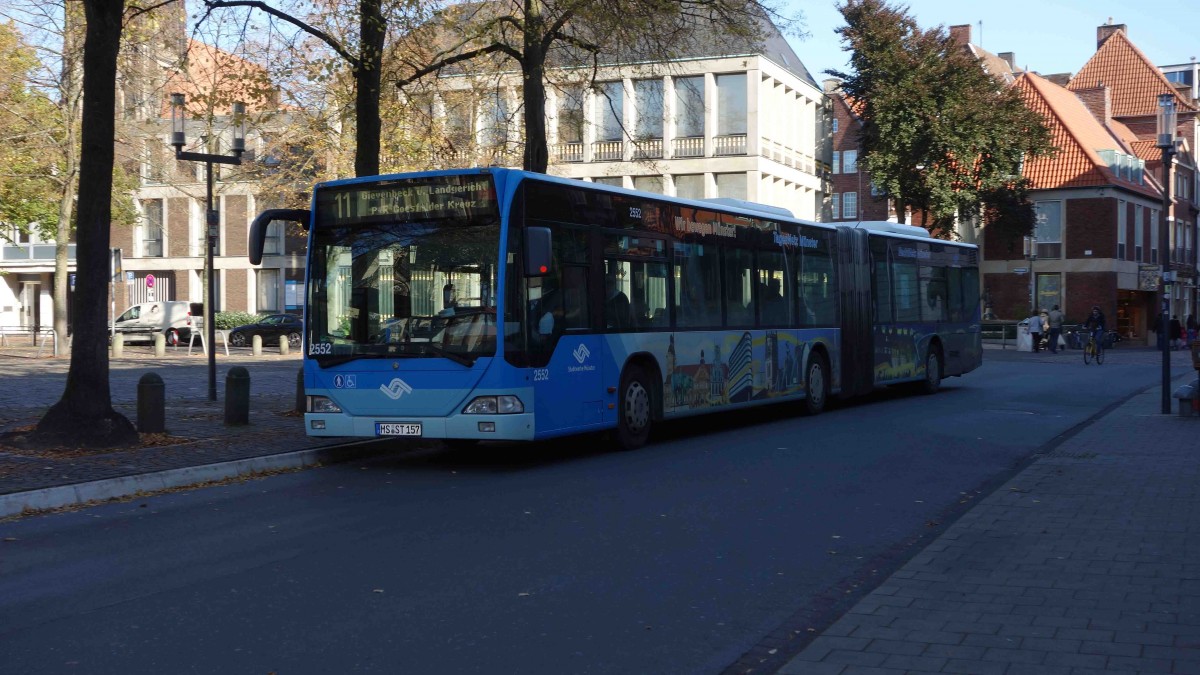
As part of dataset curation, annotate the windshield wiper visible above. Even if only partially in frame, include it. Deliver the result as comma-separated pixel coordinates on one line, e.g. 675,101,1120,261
420,342,475,368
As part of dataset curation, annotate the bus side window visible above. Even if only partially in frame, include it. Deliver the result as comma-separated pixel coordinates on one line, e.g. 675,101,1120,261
674,242,721,328
920,264,949,322
724,247,754,328
757,249,790,327
801,234,837,325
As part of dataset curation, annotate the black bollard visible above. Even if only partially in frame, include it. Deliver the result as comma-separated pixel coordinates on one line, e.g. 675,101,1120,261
137,372,166,433
224,366,251,426
296,366,305,414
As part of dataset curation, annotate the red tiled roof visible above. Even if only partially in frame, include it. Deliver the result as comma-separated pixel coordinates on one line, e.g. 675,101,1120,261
1129,139,1160,163
1016,72,1160,199
1068,29,1197,118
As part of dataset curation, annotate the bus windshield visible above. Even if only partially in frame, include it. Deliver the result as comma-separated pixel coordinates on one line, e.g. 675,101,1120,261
307,175,501,364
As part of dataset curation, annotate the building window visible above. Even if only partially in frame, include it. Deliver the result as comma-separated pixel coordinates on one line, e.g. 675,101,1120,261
832,117,839,134
258,268,280,313
842,192,858,219
443,91,473,151
715,173,746,201
832,151,841,175
633,79,664,140
480,89,509,147
1134,206,1144,262
1117,200,1127,260
842,150,858,174
674,76,704,138
141,199,163,257
1033,201,1062,259
831,192,840,220
1118,209,1127,259
557,85,585,144
633,176,663,194
715,73,747,136
1151,210,1159,263
263,220,283,256
595,81,624,142
675,174,704,200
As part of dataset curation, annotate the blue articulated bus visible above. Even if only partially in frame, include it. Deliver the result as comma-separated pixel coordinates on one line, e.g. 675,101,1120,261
249,168,981,450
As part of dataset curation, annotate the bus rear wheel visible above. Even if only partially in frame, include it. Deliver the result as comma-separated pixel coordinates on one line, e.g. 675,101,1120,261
802,355,827,416
616,365,652,450
920,346,942,394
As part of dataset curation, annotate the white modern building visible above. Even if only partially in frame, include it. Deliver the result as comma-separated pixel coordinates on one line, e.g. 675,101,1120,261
425,23,829,219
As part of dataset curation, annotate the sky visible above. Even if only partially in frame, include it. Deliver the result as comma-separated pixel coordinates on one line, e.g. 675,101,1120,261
783,0,1200,82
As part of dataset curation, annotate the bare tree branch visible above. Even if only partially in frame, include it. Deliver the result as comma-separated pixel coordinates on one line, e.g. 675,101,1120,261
396,42,523,89
203,0,359,65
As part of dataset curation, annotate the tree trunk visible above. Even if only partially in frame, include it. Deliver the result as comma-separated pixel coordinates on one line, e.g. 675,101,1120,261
522,0,548,173
54,2,84,357
354,0,383,177
35,0,137,448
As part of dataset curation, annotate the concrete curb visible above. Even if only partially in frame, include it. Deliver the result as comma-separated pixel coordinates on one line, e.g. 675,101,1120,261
0,438,388,519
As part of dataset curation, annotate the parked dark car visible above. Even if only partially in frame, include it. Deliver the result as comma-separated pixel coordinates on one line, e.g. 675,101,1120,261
228,314,303,348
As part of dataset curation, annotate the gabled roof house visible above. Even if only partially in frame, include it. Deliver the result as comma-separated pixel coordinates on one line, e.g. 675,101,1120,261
982,22,1199,342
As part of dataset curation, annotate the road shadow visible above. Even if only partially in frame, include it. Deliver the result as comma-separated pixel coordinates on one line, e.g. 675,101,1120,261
357,382,968,473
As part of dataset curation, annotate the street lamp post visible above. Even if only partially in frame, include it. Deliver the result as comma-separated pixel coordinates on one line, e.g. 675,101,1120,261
170,93,245,402
1156,93,1177,415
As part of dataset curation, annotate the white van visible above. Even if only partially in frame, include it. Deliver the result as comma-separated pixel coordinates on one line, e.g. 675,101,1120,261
111,301,197,346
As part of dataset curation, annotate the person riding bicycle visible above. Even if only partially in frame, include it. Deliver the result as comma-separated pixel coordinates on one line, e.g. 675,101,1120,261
1082,306,1106,346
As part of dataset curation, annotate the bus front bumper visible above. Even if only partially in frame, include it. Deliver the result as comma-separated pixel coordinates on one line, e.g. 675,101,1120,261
304,412,535,441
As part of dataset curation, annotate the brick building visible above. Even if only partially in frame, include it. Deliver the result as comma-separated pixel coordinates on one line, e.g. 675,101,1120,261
982,23,1199,342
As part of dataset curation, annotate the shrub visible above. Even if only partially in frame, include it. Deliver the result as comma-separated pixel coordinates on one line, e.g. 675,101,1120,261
215,311,262,330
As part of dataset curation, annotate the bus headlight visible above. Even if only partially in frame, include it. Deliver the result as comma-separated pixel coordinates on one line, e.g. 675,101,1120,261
308,396,342,413
463,395,524,414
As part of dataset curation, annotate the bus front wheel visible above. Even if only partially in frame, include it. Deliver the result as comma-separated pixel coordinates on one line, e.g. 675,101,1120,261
802,356,828,416
616,365,652,450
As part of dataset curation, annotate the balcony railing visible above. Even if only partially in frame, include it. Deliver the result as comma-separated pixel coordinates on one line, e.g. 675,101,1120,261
673,136,704,158
713,134,747,156
553,142,584,163
592,140,624,161
632,138,664,159
2,244,77,261
759,138,817,175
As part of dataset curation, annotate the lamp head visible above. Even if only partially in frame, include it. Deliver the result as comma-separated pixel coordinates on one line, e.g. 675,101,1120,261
170,93,186,149
231,102,246,156
1157,93,1177,150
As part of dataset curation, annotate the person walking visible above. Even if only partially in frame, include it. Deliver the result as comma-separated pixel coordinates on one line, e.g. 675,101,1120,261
1047,304,1064,353
1170,315,1183,350
1027,310,1044,353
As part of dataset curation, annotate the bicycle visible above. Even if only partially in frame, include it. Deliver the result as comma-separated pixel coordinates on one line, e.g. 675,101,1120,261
1083,331,1105,365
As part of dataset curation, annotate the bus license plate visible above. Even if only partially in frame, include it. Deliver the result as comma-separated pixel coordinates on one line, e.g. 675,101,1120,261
376,422,422,437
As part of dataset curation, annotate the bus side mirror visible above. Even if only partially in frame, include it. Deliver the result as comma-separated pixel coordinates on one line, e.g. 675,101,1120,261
524,226,552,277
249,209,310,265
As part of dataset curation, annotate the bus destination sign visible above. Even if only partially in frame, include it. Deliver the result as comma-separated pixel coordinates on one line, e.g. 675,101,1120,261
318,176,496,225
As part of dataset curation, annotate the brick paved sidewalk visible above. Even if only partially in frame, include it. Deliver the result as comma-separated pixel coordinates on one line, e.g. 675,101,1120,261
778,386,1200,675
0,347,350,498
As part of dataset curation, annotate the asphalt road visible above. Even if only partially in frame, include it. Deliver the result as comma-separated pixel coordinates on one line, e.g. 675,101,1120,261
0,348,1170,674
